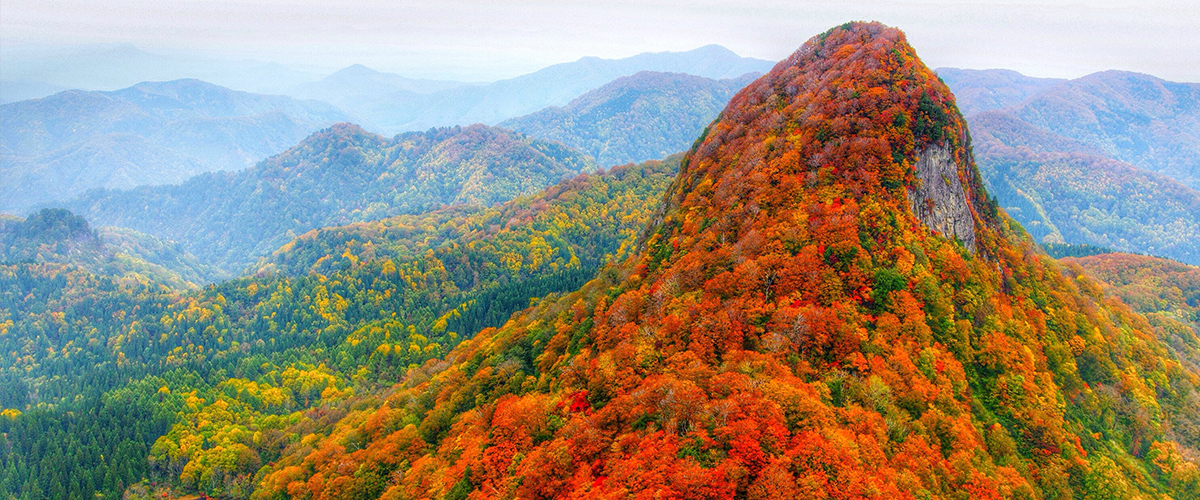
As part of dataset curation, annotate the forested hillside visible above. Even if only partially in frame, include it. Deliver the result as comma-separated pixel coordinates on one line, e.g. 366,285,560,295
971,110,1200,265
940,71,1200,265
1,208,218,288
501,71,756,166
1010,71,1200,191
62,123,596,275
1062,253,1200,368
256,156,679,278
0,79,350,213
0,158,674,499
239,22,1200,499
5,19,1200,500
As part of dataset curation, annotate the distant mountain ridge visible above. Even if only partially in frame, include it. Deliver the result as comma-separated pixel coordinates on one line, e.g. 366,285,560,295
1,208,218,288
0,80,68,105
973,117,1200,265
1012,70,1200,190
61,123,596,275
288,64,470,99
501,71,758,166
940,68,1200,265
1,79,352,214
302,44,774,134
0,43,321,97
935,68,1065,115
945,68,1200,190
284,65,469,130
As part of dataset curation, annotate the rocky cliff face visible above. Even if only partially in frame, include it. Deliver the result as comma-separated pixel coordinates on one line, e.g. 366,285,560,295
908,143,977,250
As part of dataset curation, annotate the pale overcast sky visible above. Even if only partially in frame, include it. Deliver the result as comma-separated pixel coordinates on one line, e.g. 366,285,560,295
2,0,1197,82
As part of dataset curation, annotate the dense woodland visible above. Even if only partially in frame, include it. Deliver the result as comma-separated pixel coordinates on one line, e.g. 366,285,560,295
2,21,1200,500
970,111,1200,266
231,23,1200,499
1062,253,1200,370
1,208,213,289
0,158,675,499
62,124,596,275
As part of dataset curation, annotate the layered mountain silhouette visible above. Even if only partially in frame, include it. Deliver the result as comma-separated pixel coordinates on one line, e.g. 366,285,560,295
936,68,1065,116
1,79,351,213
1012,71,1200,190
61,124,596,274
304,45,773,134
971,110,1200,265
242,22,1200,499
284,64,469,130
501,71,758,166
941,69,1200,264
0,43,319,97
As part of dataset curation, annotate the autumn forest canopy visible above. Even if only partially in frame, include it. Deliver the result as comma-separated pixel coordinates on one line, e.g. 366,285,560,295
3,21,1200,500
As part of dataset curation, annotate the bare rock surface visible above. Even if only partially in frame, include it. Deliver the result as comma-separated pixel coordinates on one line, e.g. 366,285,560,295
908,143,977,250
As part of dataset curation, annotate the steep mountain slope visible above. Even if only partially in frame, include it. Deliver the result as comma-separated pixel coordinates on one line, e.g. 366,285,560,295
0,159,675,500
1,79,352,213
1062,253,1200,368
248,22,1200,499
971,110,1200,265
1065,254,1200,316
1,208,218,288
332,45,774,134
500,71,757,166
62,124,596,275
1007,71,1200,190
935,68,1065,116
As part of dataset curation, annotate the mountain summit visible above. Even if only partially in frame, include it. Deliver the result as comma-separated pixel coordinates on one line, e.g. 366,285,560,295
645,22,994,259
254,22,1200,499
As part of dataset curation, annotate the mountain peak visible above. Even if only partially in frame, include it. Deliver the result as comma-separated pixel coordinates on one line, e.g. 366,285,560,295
686,43,741,57
331,63,383,77
247,22,1200,500
649,21,994,264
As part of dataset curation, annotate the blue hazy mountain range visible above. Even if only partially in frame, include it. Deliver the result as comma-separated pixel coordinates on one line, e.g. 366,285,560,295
500,71,759,166
286,44,774,134
6,45,1198,268
2,44,773,215
0,43,322,99
57,123,596,274
1,79,353,213
941,68,1200,265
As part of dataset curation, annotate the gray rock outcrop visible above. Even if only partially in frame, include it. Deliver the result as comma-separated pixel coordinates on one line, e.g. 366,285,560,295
908,144,977,251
